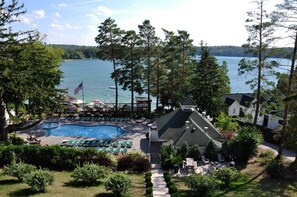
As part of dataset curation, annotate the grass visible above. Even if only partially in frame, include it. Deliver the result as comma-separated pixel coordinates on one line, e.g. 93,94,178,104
172,155,297,197
0,170,145,197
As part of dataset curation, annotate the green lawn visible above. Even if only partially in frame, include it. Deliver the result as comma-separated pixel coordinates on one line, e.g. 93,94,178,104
0,170,145,197
173,161,297,197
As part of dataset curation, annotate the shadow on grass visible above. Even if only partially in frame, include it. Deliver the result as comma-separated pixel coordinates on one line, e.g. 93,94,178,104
8,188,40,197
214,169,266,197
0,179,20,185
94,193,114,197
63,180,103,188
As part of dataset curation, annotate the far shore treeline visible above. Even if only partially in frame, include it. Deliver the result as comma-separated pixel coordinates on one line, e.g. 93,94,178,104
53,44,293,60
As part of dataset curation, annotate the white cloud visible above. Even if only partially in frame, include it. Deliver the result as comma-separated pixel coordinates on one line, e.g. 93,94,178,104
86,13,99,22
52,12,61,18
33,9,45,19
65,24,83,29
19,15,31,25
50,23,64,29
96,6,112,16
58,3,67,8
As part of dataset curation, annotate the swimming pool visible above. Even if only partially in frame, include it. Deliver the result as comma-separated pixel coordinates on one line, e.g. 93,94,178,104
41,123,127,138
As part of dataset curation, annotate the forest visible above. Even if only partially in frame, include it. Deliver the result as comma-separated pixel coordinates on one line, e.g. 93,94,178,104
55,44,292,59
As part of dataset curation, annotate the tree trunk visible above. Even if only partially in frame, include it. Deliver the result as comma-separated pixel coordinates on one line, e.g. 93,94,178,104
278,31,297,157
147,42,151,114
0,100,8,141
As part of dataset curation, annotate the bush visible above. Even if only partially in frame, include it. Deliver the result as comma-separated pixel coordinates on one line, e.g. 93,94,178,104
213,167,240,187
2,160,37,182
105,173,132,197
164,173,171,182
289,160,297,171
24,169,54,192
145,176,151,183
117,151,150,172
171,193,180,197
9,132,25,145
166,180,174,187
0,145,116,171
146,186,153,194
145,194,153,197
168,184,178,194
256,150,275,166
185,174,216,197
178,142,189,159
146,181,153,187
188,144,201,161
229,126,263,163
266,158,286,178
71,163,109,185
204,140,218,161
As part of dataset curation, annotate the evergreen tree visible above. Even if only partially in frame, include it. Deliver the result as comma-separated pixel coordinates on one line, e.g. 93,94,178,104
95,17,123,112
273,0,297,158
190,42,230,117
117,30,143,113
0,0,33,140
138,20,157,113
238,0,278,125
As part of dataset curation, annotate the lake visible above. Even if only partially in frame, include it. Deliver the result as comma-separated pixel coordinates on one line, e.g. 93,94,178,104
59,57,291,103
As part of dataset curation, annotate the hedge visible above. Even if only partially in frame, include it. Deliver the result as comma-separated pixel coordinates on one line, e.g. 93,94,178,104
0,145,116,171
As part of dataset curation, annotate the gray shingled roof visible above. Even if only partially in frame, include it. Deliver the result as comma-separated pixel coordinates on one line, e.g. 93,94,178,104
222,93,255,108
179,96,197,106
156,108,224,149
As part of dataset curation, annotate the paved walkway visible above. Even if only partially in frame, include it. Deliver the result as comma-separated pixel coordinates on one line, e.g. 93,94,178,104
151,164,170,197
259,141,295,162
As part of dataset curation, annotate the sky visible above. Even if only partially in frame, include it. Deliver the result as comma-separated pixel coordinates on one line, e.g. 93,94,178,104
12,0,283,46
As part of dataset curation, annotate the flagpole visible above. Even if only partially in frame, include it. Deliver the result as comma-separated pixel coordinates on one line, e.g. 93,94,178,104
81,81,85,117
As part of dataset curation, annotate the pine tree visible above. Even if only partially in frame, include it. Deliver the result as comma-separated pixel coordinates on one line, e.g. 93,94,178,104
95,17,122,112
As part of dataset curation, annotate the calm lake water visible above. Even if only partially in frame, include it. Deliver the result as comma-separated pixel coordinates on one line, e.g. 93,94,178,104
59,57,291,103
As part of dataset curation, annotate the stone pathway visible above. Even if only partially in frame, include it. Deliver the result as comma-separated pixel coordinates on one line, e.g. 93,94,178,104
151,164,170,197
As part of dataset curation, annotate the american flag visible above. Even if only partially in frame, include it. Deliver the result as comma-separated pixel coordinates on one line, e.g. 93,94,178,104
74,82,83,95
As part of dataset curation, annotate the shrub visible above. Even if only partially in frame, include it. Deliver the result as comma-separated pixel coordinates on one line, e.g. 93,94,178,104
256,150,275,166
2,160,37,182
105,173,132,197
164,173,171,182
168,184,178,194
289,160,297,171
166,180,174,187
146,181,153,187
0,145,116,170
145,176,152,183
9,132,25,145
178,142,189,159
71,163,109,185
146,186,153,194
204,140,218,161
229,126,263,163
266,158,286,178
24,169,54,192
145,172,152,177
188,144,201,161
171,193,181,197
185,174,216,197
117,151,150,172
145,194,153,197
213,167,240,187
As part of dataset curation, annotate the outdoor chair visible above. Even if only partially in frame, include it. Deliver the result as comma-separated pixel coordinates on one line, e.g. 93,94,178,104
201,155,210,164
114,147,121,155
127,141,133,148
121,141,127,148
217,153,225,163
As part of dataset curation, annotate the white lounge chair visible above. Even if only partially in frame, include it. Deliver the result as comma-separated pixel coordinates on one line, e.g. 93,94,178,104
136,117,146,123
217,153,225,163
201,155,209,164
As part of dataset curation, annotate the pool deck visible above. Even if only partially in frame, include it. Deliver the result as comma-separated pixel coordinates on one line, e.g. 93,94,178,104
17,118,150,153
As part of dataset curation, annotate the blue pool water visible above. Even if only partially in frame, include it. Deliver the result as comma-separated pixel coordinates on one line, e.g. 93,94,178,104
42,123,127,138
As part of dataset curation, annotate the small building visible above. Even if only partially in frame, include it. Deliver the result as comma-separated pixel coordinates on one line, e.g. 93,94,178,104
152,97,224,153
222,93,283,130
135,96,151,112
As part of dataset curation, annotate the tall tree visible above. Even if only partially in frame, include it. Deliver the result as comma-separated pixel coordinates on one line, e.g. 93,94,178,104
190,42,230,117
160,29,183,109
176,30,195,94
238,0,278,125
117,30,143,113
273,0,297,157
95,18,122,112
0,0,31,140
138,20,156,113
